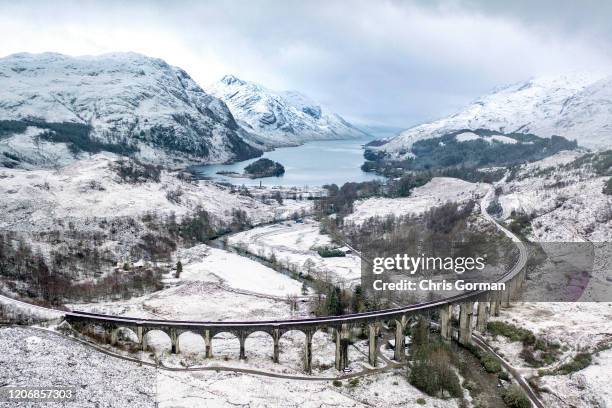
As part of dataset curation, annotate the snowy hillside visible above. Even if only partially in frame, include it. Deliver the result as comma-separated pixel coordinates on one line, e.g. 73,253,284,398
0,52,261,166
207,75,367,147
375,72,612,159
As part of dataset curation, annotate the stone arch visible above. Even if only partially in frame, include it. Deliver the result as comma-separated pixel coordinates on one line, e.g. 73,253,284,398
142,329,172,354
244,330,274,361
310,328,334,370
277,329,307,367
211,331,241,360
84,323,109,343
176,330,206,355
110,326,139,349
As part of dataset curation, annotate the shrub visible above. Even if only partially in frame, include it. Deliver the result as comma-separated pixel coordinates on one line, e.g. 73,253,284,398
113,158,161,183
348,378,359,387
487,199,503,216
165,188,183,204
332,380,342,387
410,359,462,398
175,260,183,278
426,201,475,234
507,213,532,236
409,341,462,398
501,385,532,408
556,353,592,374
37,121,136,155
390,172,432,197
416,398,426,405
487,322,536,345
316,246,346,258
603,178,612,195
481,353,502,373
498,371,510,381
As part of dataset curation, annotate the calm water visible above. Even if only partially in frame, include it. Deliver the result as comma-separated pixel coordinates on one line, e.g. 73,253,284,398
191,138,383,187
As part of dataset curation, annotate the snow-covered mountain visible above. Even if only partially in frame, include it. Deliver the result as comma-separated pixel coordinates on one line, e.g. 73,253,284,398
375,72,612,159
206,75,367,147
0,52,261,166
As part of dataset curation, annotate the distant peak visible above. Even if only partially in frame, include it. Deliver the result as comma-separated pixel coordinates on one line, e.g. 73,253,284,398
220,74,246,86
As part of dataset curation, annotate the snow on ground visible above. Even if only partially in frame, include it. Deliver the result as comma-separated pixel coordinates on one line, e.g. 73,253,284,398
519,150,582,172
228,219,362,284
495,151,611,242
0,326,155,407
539,348,612,408
0,326,456,407
491,302,612,356
67,278,319,376
206,74,366,148
376,72,612,157
157,368,458,408
0,126,78,169
0,294,64,322
489,135,518,144
486,302,612,407
177,244,304,297
68,280,308,323
0,153,311,232
455,131,482,142
454,132,518,144
65,242,323,377
346,177,488,225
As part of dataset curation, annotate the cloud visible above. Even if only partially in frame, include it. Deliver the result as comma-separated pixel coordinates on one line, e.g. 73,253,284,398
0,0,610,129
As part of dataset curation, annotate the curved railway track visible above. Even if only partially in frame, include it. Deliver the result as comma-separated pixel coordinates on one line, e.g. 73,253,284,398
65,191,527,328
0,188,542,406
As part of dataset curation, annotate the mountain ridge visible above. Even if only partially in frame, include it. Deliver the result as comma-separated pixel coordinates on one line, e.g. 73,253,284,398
373,72,612,159
206,74,368,147
0,52,262,167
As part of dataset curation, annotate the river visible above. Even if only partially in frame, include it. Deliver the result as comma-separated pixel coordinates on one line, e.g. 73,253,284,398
190,137,383,187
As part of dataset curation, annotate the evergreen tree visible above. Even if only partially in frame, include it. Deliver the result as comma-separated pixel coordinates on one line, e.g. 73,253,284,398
351,285,365,313
326,286,345,316
175,260,183,278
301,281,308,296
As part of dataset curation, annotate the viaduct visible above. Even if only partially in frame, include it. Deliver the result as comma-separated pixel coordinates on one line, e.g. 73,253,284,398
64,239,527,373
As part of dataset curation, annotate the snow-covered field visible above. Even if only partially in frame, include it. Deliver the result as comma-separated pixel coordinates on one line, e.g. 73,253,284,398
0,326,456,408
0,153,312,284
177,244,305,297
67,244,309,323
62,239,335,376
228,219,362,284
0,153,310,232
478,151,612,406
346,177,488,225
487,302,612,408
538,348,612,408
495,151,611,242
1,141,609,407
455,131,518,144
490,303,612,360
0,326,155,407
158,369,458,408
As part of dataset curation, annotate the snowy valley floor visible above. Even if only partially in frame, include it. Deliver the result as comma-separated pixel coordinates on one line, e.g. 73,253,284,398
1,151,611,407
0,326,459,408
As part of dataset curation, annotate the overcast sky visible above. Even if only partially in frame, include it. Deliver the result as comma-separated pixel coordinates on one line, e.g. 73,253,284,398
1,0,611,129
